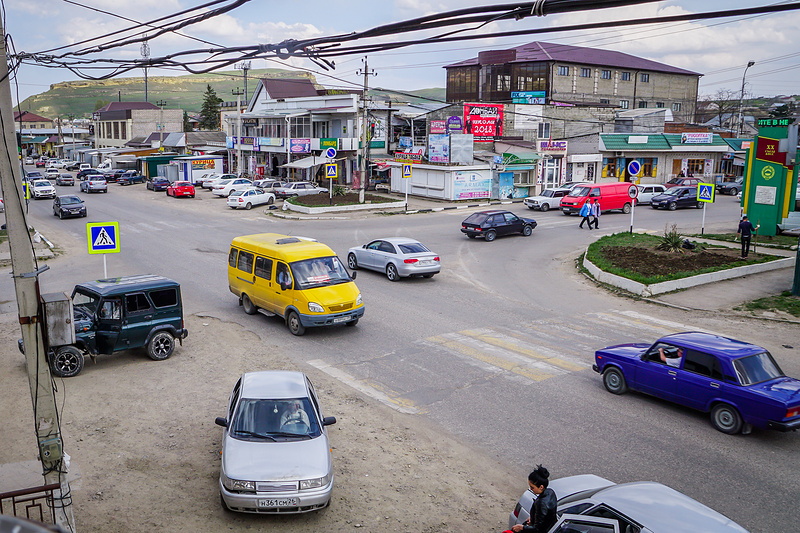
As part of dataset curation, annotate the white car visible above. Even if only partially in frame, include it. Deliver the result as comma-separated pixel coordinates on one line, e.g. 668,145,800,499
45,168,60,179
203,173,237,190
213,178,253,197
524,188,570,212
275,181,329,199
227,187,276,209
24,157,34,165
31,179,57,199
635,184,667,205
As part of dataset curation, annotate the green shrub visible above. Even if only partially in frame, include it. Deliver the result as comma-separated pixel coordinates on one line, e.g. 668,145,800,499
332,185,347,197
656,224,685,253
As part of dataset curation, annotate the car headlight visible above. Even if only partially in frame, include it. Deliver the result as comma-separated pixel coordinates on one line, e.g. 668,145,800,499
299,473,331,490
308,302,324,313
356,294,362,306
221,473,255,492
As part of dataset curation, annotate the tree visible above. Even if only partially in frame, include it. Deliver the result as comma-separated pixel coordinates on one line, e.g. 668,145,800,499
769,102,797,119
94,99,111,111
199,85,223,130
183,110,192,132
696,89,739,129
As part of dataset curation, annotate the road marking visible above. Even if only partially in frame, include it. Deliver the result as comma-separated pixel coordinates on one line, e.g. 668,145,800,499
154,220,179,228
464,329,588,371
135,222,162,231
609,310,716,335
307,359,419,414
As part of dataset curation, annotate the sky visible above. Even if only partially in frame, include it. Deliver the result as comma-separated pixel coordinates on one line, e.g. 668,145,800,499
6,0,800,108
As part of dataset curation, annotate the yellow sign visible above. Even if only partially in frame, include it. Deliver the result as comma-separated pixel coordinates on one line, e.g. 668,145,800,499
22,182,30,200
402,163,412,179
697,183,715,203
87,222,120,255
761,166,775,180
325,163,337,179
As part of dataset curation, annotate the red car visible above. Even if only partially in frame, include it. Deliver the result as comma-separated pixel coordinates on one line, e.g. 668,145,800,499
166,181,195,198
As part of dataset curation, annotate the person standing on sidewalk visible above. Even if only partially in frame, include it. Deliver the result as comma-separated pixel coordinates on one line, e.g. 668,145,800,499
590,198,601,229
736,215,760,259
579,201,593,229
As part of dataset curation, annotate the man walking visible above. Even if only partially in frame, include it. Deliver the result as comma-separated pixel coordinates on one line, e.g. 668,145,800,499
590,198,601,229
736,215,760,259
579,201,592,229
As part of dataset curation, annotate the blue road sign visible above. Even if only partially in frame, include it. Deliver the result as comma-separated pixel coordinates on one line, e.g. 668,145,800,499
627,160,641,176
402,163,412,178
326,163,337,178
697,183,715,203
87,222,120,254
324,147,337,159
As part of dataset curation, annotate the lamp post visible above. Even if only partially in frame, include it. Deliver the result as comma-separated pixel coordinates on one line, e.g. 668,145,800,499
737,60,755,137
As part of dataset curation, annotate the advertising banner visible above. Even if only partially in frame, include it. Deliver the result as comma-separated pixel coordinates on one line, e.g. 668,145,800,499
428,134,450,163
320,138,338,148
191,159,217,170
450,134,474,164
453,170,491,200
514,104,543,130
446,116,463,132
680,132,713,144
398,136,413,149
511,91,546,104
538,140,567,153
257,137,284,147
430,120,446,134
290,138,311,153
463,103,504,142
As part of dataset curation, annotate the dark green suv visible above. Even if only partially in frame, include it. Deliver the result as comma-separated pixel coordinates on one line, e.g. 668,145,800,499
45,275,188,377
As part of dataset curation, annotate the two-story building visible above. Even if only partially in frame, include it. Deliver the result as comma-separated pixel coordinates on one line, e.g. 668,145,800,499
94,102,184,149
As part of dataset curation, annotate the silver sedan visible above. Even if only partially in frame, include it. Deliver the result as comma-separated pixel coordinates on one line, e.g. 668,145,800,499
347,237,440,281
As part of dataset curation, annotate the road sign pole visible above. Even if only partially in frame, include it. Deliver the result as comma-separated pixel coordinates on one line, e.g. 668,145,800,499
701,203,706,235
405,176,409,212
630,199,635,234
103,254,108,279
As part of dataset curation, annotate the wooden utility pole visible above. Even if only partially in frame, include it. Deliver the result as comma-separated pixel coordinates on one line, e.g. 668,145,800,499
0,18,76,532
356,58,376,203
232,88,244,175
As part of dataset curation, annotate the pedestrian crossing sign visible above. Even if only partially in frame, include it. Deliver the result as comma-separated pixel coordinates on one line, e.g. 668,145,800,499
87,222,120,254
697,183,715,203
402,163,412,178
325,163,337,179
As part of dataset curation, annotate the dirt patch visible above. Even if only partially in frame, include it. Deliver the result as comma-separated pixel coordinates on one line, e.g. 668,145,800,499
292,192,396,207
599,245,757,278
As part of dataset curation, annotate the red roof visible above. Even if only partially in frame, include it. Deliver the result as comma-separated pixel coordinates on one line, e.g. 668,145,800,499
96,102,159,112
14,110,51,122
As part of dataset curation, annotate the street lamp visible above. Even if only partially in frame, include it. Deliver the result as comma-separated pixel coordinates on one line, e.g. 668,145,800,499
737,60,755,137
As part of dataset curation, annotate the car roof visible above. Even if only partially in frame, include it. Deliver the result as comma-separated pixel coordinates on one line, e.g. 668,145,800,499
231,233,336,262
372,237,422,245
657,332,764,359
592,482,747,533
473,210,508,215
240,371,309,399
75,275,180,297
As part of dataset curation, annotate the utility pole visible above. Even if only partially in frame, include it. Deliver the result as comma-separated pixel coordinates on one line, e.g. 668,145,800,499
141,37,150,103
156,99,166,151
0,17,76,532
356,57,376,203
232,88,244,175
237,61,251,104
68,114,76,161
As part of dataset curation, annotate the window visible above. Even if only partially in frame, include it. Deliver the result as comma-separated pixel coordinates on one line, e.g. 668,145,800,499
149,288,177,308
121,121,127,139
586,505,641,533
228,248,238,267
537,122,551,139
621,72,631,81
640,73,650,82
125,293,152,314
255,256,273,280
99,299,121,320
237,250,254,274
558,66,569,76
289,116,311,138
446,66,479,102
733,352,785,385
638,101,648,109
672,102,682,112
512,63,548,92
683,350,723,379
378,241,396,254
619,100,629,109
503,213,520,223
580,68,591,78
601,70,611,80
656,102,664,108
113,122,119,139
599,99,610,104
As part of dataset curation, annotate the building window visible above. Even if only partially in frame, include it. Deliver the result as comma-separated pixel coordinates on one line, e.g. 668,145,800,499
638,101,648,109
513,62,548,92
621,72,631,81
599,99,610,104
480,64,512,102
640,73,650,83
113,122,119,139
558,66,569,76
289,116,311,138
656,102,664,108
121,121,127,139
580,68,591,78
601,70,611,80
537,122,551,139
619,100,629,109
672,102,682,112
446,66,479,102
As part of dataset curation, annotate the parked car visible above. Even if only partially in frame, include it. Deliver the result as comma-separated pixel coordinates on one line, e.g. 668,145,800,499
45,168,60,180
558,181,591,190
194,173,220,188
65,161,81,171
523,188,570,212
77,168,103,180
215,370,337,513
593,332,800,434
650,186,701,210
227,187,274,209
664,176,702,188
461,210,537,241
203,173,237,190
103,169,126,183
55,173,75,186
508,473,748,532
254,180,287,195
634,184,666,205
0,197,4,212
52,194,86,219
19,275,188,377
560,182,634,215
146,177,171,191
80,177,108,193
78,163,91,172
25,170,44,180
274,181,329,199
212,178,253,197
166,180,196,198
717,178,743,196
48,159,67,169
116,170,145,185
24,156,34,165
347,237,440,281
31,179,57,199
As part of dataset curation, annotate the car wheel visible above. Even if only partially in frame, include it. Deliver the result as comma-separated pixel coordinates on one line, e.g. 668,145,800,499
602,367,628,395
146,331,175,361
522,224,533,236
540,203,550,212
710,404,743,434
267,196,274,205
59,211,64,220
242,294,257,315
386,263,399,281
345,318,358,327
668,202,677,211
287,311,305,336
245,202,252,210
562,211,571,216
484,229,497,242
729,188,738,196
347,253,358,270
50,346,84,378
651,205,658,209
696,202,703,209
622,202,631,214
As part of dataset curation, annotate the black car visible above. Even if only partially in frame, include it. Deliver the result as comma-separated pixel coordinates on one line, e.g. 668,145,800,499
117,171,145,185
460,210,537,241
650,186,702,210
52,195,87,219
147,177,170,191
77,168,103,180
103,169,126,182
717,178,743,196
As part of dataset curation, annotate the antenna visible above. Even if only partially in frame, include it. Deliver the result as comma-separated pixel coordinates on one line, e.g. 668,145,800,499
140,36,150,102
236,61,252,104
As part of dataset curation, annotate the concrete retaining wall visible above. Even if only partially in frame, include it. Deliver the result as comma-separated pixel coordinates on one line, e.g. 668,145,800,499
285,199,406,214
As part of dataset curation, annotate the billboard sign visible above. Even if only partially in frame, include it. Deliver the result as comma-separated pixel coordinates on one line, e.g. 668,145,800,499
463,103,503,142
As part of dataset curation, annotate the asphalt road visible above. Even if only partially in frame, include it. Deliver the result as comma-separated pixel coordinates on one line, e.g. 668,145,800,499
4,178,797,532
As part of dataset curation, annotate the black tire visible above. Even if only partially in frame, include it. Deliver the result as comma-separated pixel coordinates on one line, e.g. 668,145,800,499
602,367,628,395
668,202,677,211
242,294,257,315
622,202,631,214
147,331,175,361
345,318,358,327
422,273,435,278
540,203,550,212
386,263,399,281
710,404,743,434
267,196,274,205
347,253,358,270
484,229,497,242
696,202,703,209
522,225,533,236
651,205,658,209
50,346,84,378
467,234,476,239
562,211,571,216
729,188,738,196
245,202,252,210
59,211,64,220
287,311,305,336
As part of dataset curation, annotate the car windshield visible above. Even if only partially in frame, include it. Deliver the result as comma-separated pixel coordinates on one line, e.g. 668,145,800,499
661,188,683,197
463,213,489,224
569,186,591,197
733,352,785,385
230,398,320,440
540,190,556,198
666,178,682,184
398,242,431,254
229,190,244,197
72,289,100,316
61,196,81,205
290,256,352,289
34,181,49,187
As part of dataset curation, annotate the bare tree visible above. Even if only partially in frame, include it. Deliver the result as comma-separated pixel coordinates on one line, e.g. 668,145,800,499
696,89,740,129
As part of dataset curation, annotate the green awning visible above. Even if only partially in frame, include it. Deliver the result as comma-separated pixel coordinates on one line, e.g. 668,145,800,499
31,136,49,144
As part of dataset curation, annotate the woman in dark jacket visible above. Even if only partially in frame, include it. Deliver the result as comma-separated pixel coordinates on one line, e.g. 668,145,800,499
511,465,557,533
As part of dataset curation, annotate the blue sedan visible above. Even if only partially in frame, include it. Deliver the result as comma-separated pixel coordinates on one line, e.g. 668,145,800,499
593,332,800,434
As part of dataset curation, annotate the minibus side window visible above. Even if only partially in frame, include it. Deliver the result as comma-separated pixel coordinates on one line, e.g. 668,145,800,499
237,251,254,274
228,248,238,267
255,256,273,280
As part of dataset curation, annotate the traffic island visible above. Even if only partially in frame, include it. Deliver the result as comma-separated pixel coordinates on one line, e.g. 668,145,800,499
282,192,406,215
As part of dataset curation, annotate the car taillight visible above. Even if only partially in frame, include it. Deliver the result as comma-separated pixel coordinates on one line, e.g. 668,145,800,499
788,407,800,419
433,257,439,262
404,258,418,264
513,503,521,518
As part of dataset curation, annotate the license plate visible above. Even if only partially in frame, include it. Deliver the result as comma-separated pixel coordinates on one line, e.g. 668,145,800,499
333,316,350,323
419,260,433,266
258,498,297,508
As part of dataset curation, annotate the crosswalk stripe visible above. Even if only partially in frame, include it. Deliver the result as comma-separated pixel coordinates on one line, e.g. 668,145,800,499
460,329,587,371
588,312,678,337
608,310,716,335
154,220,178,228
135,222,162,231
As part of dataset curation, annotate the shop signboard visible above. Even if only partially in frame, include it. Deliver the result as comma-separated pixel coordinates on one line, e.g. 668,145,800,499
430,120,446,134
290,138,311,153
463,103,503,142
453,170,491,200
446,116,463,132
680,132,713,144
511,91,546,104
538,140,567,153
394,152,423,163
320,138,338,149
226,136,235,149
240,137,256,147
191,159,217,170
257,137,284,148
428,134,450,163
398,136,413,149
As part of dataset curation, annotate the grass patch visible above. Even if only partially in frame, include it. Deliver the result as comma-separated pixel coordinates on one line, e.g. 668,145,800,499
287,192,398,207
735,291,800,318
694,232,799,248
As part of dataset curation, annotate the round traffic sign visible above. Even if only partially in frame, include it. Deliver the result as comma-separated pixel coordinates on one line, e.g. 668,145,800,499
324,147,337,159
628,185,638,199
627,160,641,176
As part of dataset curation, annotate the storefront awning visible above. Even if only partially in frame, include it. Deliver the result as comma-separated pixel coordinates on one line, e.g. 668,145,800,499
281,155,344,169
31,136,49,144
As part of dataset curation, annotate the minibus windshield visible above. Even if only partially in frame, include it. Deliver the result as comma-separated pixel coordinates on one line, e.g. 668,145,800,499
291,256,352,289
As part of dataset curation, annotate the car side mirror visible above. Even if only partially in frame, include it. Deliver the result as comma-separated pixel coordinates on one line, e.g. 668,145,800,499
350,271,357,280
215,417,228,428
322,416,337,426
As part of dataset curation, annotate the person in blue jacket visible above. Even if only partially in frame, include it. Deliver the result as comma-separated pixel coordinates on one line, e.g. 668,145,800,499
579,201,593,229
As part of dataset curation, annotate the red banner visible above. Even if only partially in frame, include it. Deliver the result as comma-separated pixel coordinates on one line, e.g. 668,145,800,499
755,136,785,165
463,103,503,143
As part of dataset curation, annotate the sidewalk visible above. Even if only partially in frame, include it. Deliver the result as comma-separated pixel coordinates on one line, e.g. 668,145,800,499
0,238,55,262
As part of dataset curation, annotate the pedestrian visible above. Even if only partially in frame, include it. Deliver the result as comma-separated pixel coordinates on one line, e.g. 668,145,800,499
736,215,760,259
578,201,592,229
509,465,557,533
590,198,601,229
